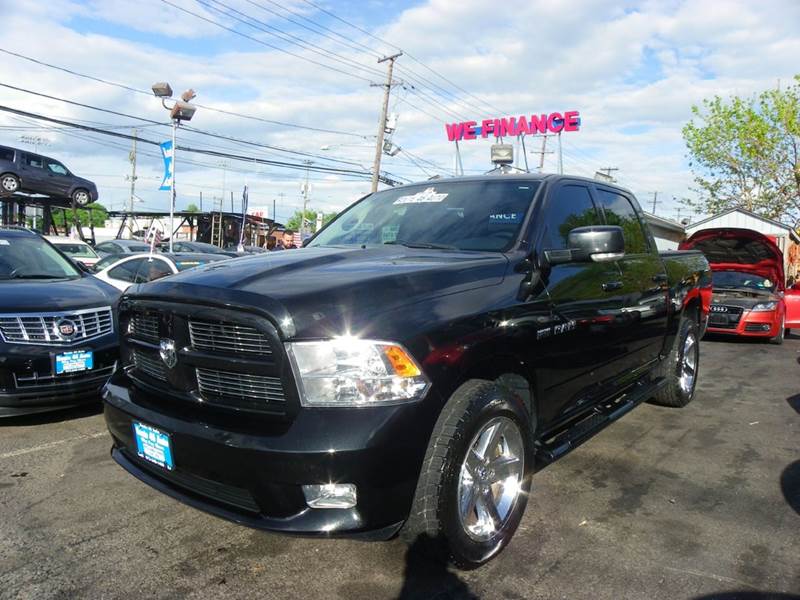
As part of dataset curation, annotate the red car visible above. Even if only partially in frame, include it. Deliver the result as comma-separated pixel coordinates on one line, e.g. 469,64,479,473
680,228,791,344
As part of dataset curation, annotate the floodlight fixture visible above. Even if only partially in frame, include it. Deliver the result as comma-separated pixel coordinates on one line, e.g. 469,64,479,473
180,88,197,102
151,82,173,98
170,101,197,122
491,144,514,165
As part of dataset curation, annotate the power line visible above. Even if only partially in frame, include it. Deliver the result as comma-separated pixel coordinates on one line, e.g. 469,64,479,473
159,0,376,83
297,0,506,115
0,82,373,169
0,47,371,138
0,104,405,184
197,0,388,80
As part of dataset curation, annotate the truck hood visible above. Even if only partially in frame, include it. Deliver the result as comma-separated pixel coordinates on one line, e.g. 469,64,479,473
679,228,785,291
132,246,509,338
0,275,120,313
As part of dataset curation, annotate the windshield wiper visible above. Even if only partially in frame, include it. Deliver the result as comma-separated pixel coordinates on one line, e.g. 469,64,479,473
384,239,457,250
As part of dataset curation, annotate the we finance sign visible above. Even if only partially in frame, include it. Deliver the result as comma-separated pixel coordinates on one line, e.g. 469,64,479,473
445,111,581,141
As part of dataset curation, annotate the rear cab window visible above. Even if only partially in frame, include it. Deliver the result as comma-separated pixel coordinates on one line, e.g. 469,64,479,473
0,148,14,162
595,188,650,254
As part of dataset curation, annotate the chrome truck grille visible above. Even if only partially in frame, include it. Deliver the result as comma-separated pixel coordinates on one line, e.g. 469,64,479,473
122,304,290,416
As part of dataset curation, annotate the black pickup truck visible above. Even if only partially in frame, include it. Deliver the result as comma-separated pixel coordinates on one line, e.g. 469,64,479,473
103,174,710,568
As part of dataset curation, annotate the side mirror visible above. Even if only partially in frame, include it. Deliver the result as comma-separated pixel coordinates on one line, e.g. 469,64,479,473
545,226,625,265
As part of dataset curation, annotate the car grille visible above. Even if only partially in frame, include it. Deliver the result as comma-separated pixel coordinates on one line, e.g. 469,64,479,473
132,349,168,382
130,313,160,343
122,303,290,416
196,368,285,411
189,319,272,356
0,307,114,345
3,363,116,400
708,305,743,329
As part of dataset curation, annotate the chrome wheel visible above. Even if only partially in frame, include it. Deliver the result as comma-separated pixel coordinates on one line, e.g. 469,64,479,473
1,175,19,192
73,190,90,205
679,331,697,394
457,416,525,542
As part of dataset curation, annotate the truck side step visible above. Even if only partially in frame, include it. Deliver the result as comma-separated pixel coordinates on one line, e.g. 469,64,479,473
535,377,666,466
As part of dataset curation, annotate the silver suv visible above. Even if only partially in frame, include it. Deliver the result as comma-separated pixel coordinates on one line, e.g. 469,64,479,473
0,145,98,206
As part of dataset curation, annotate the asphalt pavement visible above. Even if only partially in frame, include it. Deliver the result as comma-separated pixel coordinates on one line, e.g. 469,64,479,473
1,336,798,600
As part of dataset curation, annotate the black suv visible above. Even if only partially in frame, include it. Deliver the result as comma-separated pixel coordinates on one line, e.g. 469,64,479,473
0,145,98,206
0,228,120,416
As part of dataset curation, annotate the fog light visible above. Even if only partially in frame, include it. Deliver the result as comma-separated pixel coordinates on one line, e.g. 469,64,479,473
302,483,357,509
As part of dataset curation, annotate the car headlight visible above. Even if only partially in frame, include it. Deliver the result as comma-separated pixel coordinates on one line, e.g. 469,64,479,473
285,338,430,407
751,301,777,311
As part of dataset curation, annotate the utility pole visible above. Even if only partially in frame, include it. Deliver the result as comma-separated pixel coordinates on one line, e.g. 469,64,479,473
230,191,234,213
301,161,312,238
599,167,619,181
199,191,203,212
126,129,138,239
532,135,555,172
651,191,661,214
557,133,563,175
370,52,402,193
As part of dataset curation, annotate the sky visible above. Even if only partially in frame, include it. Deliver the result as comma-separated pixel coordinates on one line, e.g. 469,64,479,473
2,0,799,226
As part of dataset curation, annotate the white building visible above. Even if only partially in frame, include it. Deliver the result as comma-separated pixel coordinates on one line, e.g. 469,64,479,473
642,213,686,251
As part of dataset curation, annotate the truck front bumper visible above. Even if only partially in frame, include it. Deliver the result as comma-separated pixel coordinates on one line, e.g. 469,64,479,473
103,369,439,539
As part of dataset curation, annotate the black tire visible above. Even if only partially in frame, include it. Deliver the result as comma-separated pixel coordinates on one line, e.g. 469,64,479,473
400,380,533,569
72,188,91,206
650,315,699,408
769,316,785,345
1,173,20,194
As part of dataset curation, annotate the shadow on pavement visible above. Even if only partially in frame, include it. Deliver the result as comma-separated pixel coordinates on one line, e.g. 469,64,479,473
787,395,800,414
780,460,800,516
692,593,800,599
396,534,477,600
0,402,102,427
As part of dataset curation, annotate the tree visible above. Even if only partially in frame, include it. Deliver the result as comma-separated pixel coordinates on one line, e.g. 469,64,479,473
185,203,200,213
286,209,338,232
682,75,800,224
51,203,108,228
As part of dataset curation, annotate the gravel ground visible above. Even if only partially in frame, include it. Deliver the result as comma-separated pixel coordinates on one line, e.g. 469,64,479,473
1,336,798,600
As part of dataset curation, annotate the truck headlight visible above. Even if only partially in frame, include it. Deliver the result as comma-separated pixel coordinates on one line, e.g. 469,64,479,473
751,302,777,312
285,338,430,407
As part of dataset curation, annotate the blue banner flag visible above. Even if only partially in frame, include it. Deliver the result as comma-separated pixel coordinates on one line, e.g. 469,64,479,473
159,140,174,191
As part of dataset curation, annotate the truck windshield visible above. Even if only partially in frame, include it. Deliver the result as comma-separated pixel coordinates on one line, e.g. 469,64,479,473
0,236,81,280
308,180,540,252
712,270,775,291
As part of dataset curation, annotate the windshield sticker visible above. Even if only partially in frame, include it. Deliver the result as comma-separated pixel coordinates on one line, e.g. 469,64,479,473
489,212,523,225
346,222,374,243
381,225,400,243
393,187,448,205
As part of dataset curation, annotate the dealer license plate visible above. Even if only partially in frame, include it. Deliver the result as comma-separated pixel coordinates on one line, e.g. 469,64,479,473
133,422,174,471
55,350,93,375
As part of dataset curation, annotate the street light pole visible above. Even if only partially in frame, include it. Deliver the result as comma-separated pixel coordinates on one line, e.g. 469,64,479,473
170,119,177,253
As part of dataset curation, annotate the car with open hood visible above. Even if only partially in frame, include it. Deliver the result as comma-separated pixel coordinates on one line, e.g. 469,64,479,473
680,227,787,343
